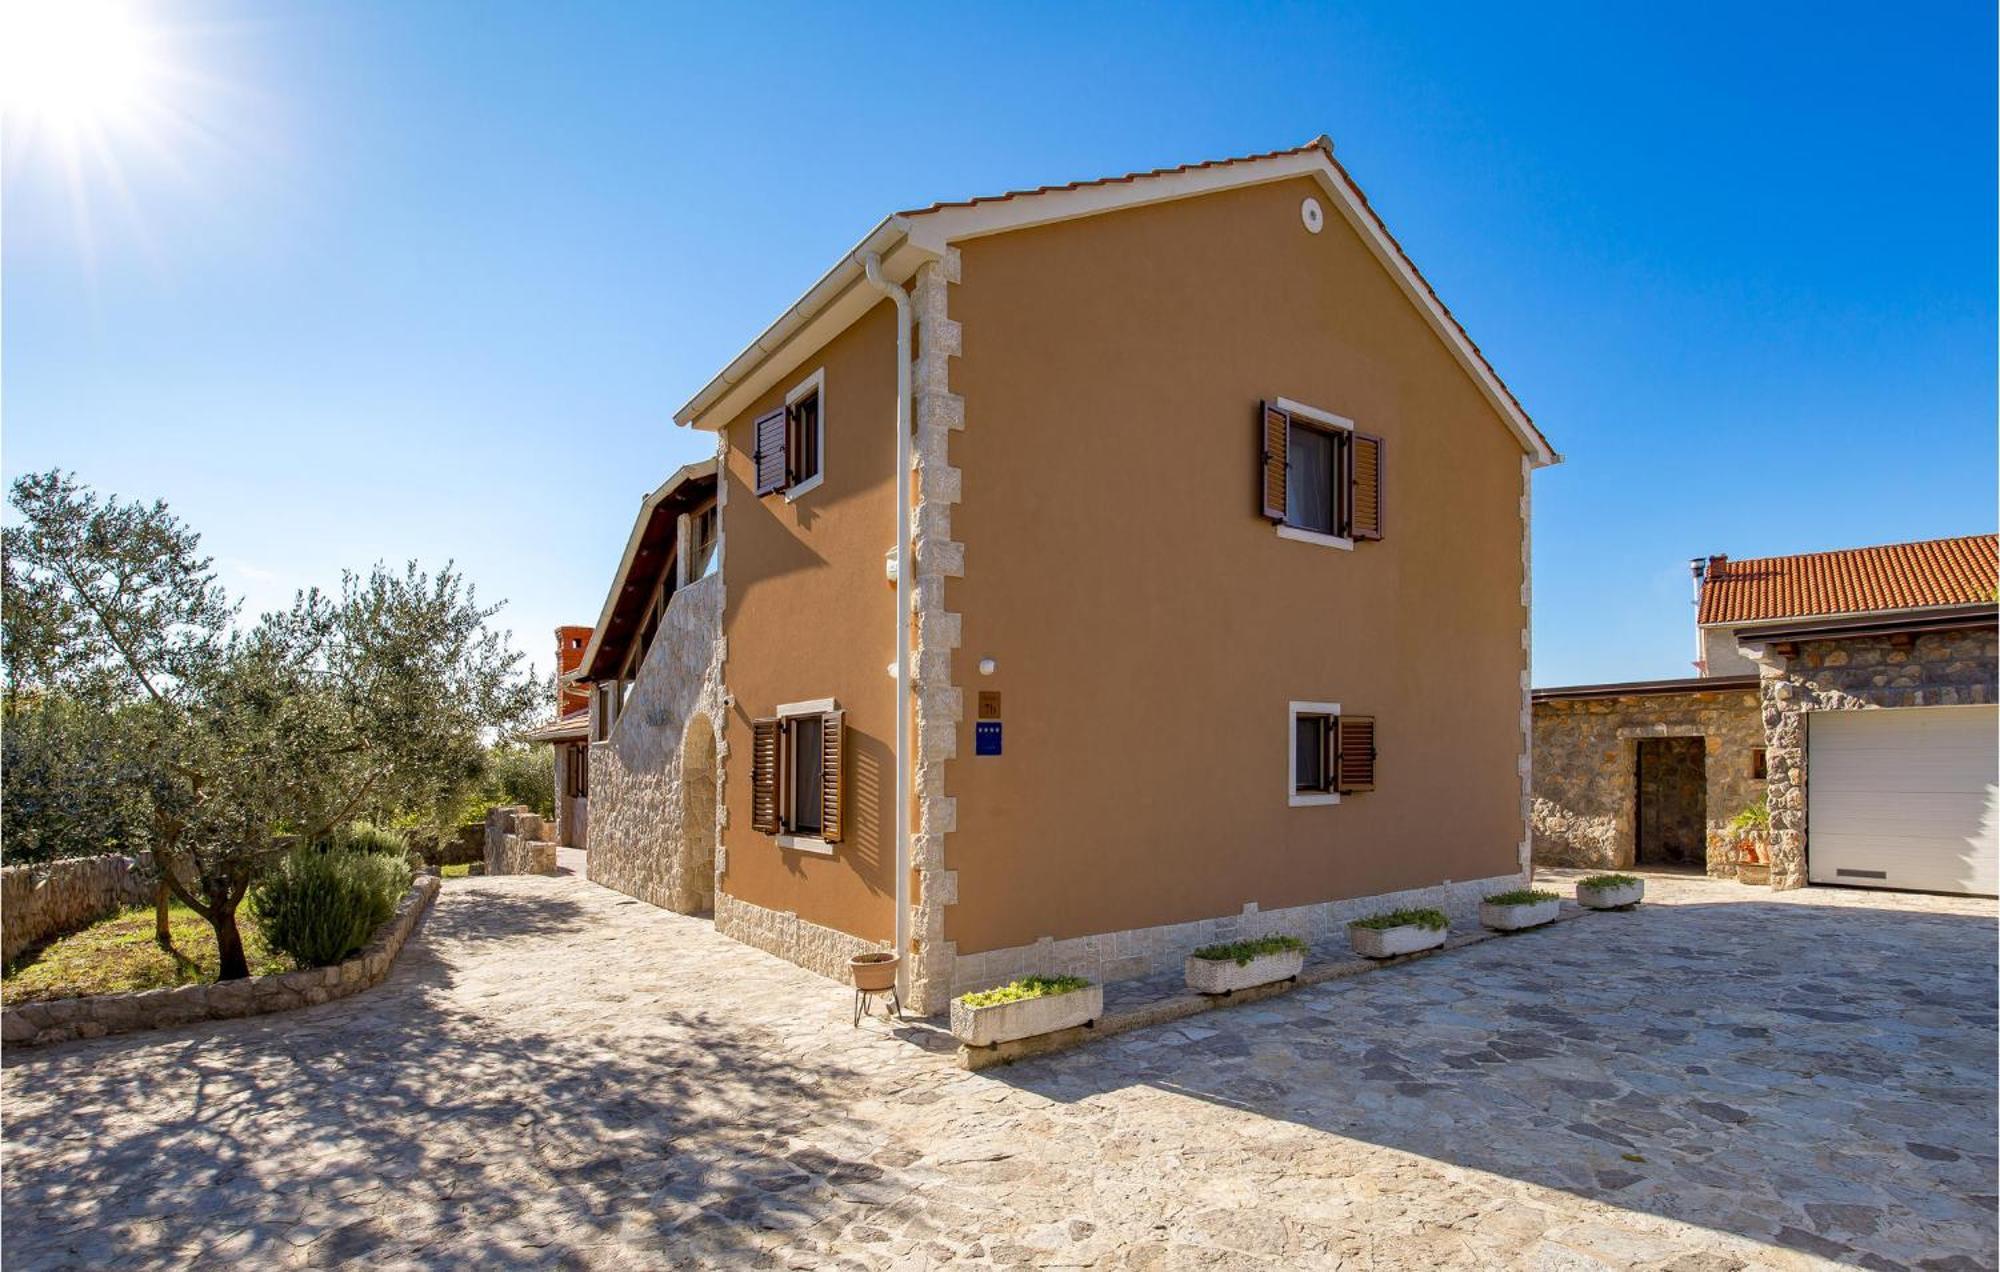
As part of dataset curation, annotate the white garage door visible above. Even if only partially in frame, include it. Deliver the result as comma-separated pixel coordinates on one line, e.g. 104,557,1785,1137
1808,705,1999,895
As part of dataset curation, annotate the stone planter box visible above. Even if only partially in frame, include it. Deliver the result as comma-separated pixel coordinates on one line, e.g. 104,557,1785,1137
1,876,439,1049
1185,948,1304,995
951,983,1102,1048
1480,897,1560,931
1576,880,1644,910
1348,922,1447,959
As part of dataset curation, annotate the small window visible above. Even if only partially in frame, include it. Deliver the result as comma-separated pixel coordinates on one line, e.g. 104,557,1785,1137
789,392,821,491
565,746,589,799
1751,747,1767,780
789,714,824,835
770,367,823,501
1259,399,1383,546
1287,422,1339,535
591,683,615,743
751,698,846,850
1289,701,1341,807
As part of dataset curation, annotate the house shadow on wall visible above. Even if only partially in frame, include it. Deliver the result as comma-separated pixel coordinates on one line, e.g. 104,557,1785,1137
0,887,892,1269
984,895,1999,1268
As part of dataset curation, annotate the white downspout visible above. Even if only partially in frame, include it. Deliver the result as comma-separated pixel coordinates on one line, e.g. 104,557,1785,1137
861,251,913,997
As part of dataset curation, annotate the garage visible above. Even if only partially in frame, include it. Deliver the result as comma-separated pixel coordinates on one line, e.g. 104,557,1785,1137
1807,705,1999,895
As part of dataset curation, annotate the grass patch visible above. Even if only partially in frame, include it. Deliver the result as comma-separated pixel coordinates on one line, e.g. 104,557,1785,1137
1190,934,1306,965
1485,888,1560,907
3,901,291,1005
440,863,474,878
957,975,1091,1009
1578,873,1640,890
1349,907,1448,932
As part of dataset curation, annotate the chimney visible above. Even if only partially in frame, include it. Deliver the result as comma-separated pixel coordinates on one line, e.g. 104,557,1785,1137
1689,555,1726,675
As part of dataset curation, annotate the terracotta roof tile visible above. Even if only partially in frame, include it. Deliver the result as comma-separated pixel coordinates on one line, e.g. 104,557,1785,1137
1698,534,1998,626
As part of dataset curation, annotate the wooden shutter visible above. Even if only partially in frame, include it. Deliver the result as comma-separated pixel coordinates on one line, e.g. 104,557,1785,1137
1349,432,1383,541
1259,401,1289,522
751,717,783,833
1335,716,1377,793
819,709,845,844
753,408,789,496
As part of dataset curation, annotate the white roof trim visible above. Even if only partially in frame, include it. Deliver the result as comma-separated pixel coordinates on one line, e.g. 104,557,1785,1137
573,458,717,680
672,140,1555,467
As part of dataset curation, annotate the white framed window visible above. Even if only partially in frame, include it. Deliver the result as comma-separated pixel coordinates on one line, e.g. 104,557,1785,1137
1259,397,1384,550
754,697,844,855
783,368,825,502
1289,700,1342,806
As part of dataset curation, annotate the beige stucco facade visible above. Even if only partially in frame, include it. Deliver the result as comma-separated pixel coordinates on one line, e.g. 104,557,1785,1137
942,176,1531,958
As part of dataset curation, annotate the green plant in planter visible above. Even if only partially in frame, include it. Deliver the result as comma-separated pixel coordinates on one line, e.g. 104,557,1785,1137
958,975,1090,1009
1578,873,1641,890
1729,801,1770,833
1485,888,1560,907
1350,907,1448,932
1190,934,1306,966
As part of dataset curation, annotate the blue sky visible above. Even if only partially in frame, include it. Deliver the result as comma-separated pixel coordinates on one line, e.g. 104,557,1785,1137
5,2,1993,688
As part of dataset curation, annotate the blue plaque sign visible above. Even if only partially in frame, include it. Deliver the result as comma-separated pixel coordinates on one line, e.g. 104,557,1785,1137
975,720,1002,756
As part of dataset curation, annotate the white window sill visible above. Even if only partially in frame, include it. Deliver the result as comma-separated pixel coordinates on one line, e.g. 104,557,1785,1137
1276,524,1354,551
783,473,823,503
775,833,834,856
1289,790,1342,807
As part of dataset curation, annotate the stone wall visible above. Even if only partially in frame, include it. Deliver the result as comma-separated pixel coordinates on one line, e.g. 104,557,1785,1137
410,823,485,870
586,572,726,914
1531,686,1764,876
1753,626,1997,890
2,853,157,965
713,891,882,985
948,870,1525,999
3,875,439,1048
484,806,557,876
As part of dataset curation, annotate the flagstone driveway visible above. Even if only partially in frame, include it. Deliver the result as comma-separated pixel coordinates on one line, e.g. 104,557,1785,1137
3,866,1993,1270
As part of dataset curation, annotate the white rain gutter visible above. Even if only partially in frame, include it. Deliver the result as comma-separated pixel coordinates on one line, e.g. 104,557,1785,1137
859,251,913,996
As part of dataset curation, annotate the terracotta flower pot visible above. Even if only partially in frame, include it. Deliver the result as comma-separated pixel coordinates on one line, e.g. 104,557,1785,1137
849,951,899,993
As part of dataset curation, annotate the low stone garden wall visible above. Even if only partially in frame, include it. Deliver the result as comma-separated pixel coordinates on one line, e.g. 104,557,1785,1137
484,806,557,875
411,822,485,869
2,853,159,966
1,875,441,1049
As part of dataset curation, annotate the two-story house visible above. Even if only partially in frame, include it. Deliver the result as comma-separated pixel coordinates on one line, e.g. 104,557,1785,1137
568,137,1559,1014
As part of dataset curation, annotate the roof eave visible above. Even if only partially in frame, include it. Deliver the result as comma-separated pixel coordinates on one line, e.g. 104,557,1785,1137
572,458,718,681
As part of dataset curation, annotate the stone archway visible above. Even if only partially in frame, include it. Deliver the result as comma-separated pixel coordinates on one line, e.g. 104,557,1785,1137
675,713,718,914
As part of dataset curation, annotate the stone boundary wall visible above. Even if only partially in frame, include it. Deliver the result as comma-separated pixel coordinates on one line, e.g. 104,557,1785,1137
1753,626,1997,890
947,870,1528,1003
412,823,485,870
2,853,158,965
2,875,440,1049
484,806,557,876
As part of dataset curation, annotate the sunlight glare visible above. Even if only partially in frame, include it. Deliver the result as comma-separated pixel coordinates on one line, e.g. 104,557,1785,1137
2,0,159,129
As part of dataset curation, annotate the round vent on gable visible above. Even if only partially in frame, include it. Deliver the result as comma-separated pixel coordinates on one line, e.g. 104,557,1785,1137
1301,196,1324,234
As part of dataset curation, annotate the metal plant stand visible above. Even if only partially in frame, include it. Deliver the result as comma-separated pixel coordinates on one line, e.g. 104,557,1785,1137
853,985,901,1026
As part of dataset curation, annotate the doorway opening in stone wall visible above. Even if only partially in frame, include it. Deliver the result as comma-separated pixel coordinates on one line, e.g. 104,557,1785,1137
676,714,719,914
1635,736,1708,870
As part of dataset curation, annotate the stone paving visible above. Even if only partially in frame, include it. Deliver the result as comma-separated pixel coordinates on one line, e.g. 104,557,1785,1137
2,864,1993,1270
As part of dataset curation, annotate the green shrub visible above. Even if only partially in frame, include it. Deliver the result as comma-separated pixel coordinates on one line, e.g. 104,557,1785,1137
958,975,1090,1009
1191,934,1306,965
252,847,413,968
1579,873,1640,890
1728,800,1770,833
1349,907,1448,932
1485,888,1560,907
333,821,410,857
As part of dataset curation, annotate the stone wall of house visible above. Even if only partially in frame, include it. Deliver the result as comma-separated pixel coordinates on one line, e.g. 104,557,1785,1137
1531,686,1764,876
484,806,557,876
586,572,726,915
1755,626,1997,890
2,853,158,965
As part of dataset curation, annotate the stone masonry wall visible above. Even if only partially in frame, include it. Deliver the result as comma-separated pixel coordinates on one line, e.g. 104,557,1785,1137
1531,686,1764,876
586,572,726,915
1754,626,1997,890
484,807,557,876
2,853,157,965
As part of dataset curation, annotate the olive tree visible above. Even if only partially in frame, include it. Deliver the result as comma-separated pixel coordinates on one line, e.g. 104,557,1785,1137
3,471,537,977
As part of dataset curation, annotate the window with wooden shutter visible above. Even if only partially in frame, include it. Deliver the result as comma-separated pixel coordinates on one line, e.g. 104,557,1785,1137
819,709,845,843
1259,401,1289,522
752,407,789,496
1349,433,1383,541
1335,715,1377,793
751,717,783,833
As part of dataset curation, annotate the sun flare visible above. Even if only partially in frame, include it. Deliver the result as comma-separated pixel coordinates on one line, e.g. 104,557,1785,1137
2,0,161,133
